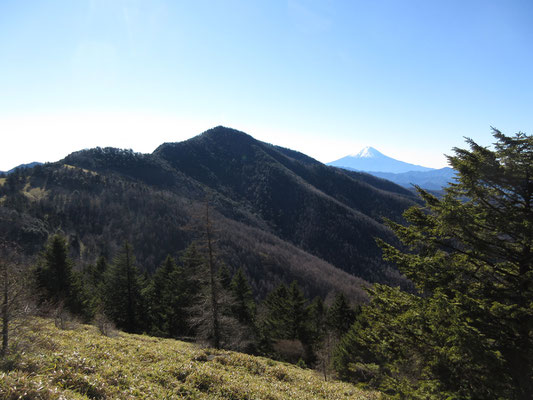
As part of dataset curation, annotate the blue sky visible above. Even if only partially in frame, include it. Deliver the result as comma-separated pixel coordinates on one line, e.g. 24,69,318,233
1,0,532,170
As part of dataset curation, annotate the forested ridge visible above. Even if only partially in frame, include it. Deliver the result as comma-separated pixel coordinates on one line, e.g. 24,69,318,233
0,126,417,292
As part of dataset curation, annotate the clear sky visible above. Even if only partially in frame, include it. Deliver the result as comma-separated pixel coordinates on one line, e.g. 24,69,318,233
1,0,532,171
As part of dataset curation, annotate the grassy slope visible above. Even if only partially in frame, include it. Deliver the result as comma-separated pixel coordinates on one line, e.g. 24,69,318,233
0,320,380,400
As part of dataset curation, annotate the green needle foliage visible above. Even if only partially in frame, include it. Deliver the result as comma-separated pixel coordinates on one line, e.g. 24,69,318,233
145,255,192,338
263,282,311,343
102,241,145,333
230,268,256,326
327,292,359,338
36,235,73,303
334,130,533,399
35,234,88,318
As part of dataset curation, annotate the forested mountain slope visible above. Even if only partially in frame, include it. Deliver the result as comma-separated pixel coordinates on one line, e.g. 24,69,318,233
0,126,417,298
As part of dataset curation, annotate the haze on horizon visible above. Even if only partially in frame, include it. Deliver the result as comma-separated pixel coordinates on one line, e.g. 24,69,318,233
1,0,532,171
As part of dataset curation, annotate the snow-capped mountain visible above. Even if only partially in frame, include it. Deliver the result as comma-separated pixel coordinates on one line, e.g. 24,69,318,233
327,147,456,190
328,146,433,174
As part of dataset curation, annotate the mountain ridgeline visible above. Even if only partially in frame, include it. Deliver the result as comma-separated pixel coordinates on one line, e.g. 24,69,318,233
0,126,417,299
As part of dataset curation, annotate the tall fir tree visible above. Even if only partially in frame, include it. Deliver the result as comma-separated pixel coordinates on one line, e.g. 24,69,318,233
145,255,191,337
334,130,533,399
262,281,311,343
35,234,74,304
218,264,232,291
87,256,108,288
180,243,203,301
35,234,87,317
309,296,327,343
230,268,256,326
103,242,144,333
262,283,291,341
327,293,358,338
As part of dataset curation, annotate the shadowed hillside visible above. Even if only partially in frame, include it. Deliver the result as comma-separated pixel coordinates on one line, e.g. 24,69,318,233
0,126,417,298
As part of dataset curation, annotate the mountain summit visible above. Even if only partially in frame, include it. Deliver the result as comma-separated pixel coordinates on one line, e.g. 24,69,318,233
350,146,383,158
328,147,433,174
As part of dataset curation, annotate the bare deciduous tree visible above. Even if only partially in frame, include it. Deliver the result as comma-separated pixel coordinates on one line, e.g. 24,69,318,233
0,241,34,358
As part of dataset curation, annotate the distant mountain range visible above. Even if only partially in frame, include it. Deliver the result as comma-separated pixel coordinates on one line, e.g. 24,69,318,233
0,161,43,175
328,147,455,189
0,126,417,302
370,168,456,191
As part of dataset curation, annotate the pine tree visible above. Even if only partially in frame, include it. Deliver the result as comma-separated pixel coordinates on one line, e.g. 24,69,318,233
102,242,144,333
145,255,191,337
218,264,232,291
180,243,203,299
327,293,357,338
334,130,533,399
35,234,74,304
88,256,107,288
286,281,310,342
262,283,291,340
230,268,256,326
35,234,86,316
308,296,326,342
145,255,174,336
262,281,310,342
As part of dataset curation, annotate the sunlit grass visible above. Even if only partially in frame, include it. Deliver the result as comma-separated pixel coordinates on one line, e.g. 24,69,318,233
0,320,380,399
22,183,49,201
63,164,98,175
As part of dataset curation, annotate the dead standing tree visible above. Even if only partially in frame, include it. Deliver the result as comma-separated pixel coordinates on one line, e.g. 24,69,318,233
184,196,248,350
183,197,223,349
203,198,221,349
0,241,33,357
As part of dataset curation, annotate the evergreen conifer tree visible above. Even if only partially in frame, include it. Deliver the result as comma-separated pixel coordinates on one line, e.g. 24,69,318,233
262,283,291,340
88,256,107,288
102,242,144,333
218,264,232,291
327,293,357,337
309,296,327,342
146,255,191,337
230,268,256,326
262,281,311,342
35,234,87,317
287,281,310,342
36,234,74,304
334,131,533,399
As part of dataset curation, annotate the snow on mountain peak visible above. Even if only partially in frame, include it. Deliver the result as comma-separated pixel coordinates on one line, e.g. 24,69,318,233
328,146,435,174
350,146,380,158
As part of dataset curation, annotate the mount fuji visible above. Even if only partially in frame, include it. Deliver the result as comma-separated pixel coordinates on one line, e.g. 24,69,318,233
328,147,456,190
328,146,433,174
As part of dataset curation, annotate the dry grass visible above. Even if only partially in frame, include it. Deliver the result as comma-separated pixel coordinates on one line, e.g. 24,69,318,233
22,183,49,201
63,164,98,175
0,319,380,399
